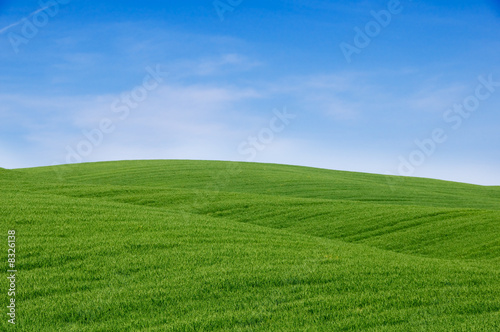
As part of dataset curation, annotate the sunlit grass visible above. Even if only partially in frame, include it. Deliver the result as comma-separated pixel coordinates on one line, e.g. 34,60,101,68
1,160,499,331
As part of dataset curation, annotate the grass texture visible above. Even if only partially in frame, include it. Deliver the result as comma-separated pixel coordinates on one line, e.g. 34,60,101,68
1,160,499,331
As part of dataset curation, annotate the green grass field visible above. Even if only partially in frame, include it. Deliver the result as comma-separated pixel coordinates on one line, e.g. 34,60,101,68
1,160,499,331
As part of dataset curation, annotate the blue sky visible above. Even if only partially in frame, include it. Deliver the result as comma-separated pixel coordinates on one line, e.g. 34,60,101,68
1,0,499,185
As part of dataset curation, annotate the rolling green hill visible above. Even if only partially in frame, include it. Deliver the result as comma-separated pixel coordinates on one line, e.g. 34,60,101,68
1,160,499,331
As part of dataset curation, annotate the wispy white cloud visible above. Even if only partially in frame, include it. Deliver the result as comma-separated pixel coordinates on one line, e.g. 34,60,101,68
169,53,262,77
406,80,467,113
0,6,53,34
1,59,499,185
195,54,261,75
0,79,264,167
